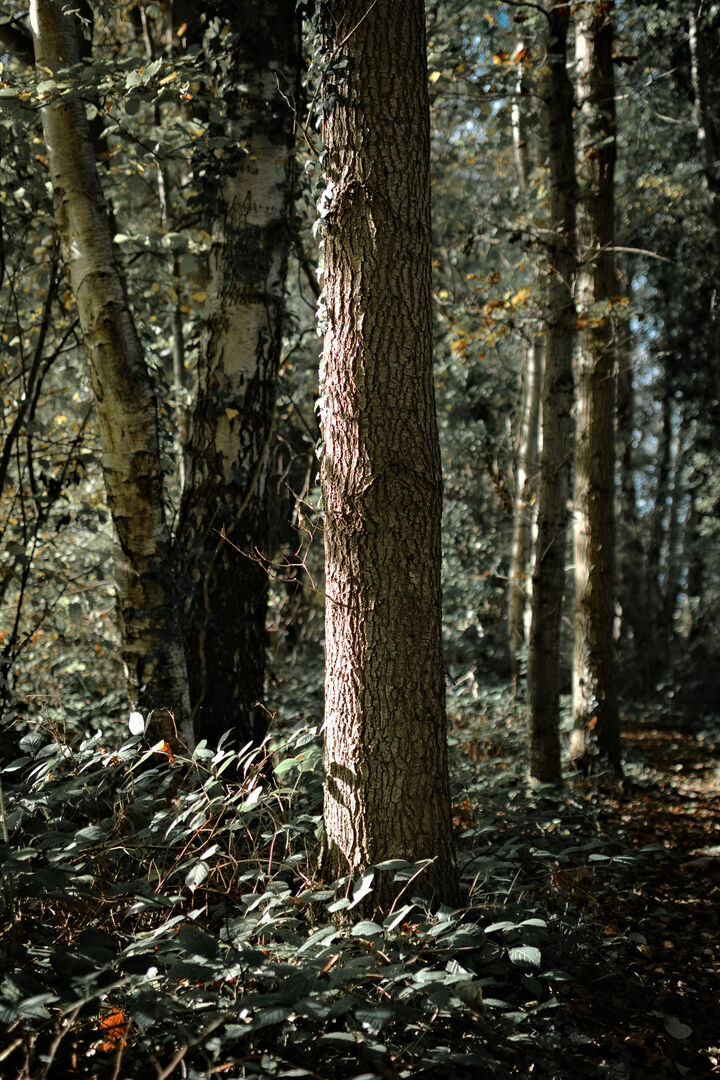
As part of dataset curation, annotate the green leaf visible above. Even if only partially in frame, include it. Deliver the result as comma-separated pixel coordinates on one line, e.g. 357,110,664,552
350,921,384,937
246,1005,293,1031
185,861,210,891
348,869,374,909
383,903,417,931
16,993,58,1020
177,924,219,959
664,1015,692,1040
508,946,541,968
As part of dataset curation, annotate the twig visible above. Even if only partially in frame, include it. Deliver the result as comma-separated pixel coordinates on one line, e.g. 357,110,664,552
153,1013,230,1080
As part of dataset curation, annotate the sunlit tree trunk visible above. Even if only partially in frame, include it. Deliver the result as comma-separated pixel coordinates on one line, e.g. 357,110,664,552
509,338,543,676
569,0,620,774
527,0,577,783
319,0,457,908
177,1,298,750
30,0,191,744
508,42,544,678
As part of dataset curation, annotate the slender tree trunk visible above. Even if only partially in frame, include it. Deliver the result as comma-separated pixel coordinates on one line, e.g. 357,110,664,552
177,2,298,750
319,0,457,908
509,337,544,675
682,467,704,639
30,0,191,743
689,3,720,402
527,1,577,784
569,0,620,774
615,302,653,694
663,419,689,661
508,41,543,678
646,387,672,653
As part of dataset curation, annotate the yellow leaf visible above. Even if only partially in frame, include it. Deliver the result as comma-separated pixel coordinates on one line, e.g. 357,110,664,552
225,408,239,421
511,287,531,307
429,71,441,83
160,72,179,85
191,291,206,303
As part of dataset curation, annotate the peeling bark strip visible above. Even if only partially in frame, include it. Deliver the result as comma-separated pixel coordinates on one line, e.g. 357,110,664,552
527,0,577,784
30,0,191,742
177,1,298,751
570,0,621,774
319,0,458,907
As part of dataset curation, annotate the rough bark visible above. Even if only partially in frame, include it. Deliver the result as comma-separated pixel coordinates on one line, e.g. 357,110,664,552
569,0,621,774
319,0,458,908
177,2,298,751
526,1,577,784
30,0,191,744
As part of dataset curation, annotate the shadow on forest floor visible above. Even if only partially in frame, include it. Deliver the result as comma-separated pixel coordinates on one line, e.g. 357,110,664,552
455,703,720,1076
566,720,720,1077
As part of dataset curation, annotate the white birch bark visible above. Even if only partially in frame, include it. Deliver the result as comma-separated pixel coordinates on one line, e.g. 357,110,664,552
30,0,191,745
177,2,297,749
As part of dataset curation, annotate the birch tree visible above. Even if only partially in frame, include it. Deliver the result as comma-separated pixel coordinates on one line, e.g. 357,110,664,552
177,1,298,751
30,0,192,744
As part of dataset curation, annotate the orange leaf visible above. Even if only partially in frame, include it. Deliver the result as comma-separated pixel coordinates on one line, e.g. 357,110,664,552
160,740,175,763
99,1009,127,1051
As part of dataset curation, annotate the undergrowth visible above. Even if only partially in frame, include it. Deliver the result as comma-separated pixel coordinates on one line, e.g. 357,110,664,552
0,683,701,1078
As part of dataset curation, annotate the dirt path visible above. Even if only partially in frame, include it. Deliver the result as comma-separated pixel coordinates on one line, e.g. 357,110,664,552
554,721,720,1076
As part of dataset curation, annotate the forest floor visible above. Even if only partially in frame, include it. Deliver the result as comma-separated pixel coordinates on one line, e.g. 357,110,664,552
2,675,719,1078
453,699,720,1077
572,718,720,1077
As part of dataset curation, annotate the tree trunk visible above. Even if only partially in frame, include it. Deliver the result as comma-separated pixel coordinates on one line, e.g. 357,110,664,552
526,1,577,784
508,337,543,676
663,418,690,663
569,0,620,775
615,301,653,694
689,3,720,402
508,42,543,678
30,0,191,744
319,0,457,908
177,2,298,751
